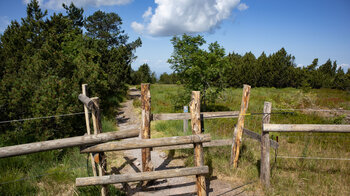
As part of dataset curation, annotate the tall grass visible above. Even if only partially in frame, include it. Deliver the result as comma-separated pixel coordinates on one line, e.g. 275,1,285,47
149,84,350,195
0,97,122,195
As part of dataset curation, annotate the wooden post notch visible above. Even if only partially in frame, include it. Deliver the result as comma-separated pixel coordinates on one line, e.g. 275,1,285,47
141,83,153,172
260,102,271,188
190,91,207,196
231,84,251,168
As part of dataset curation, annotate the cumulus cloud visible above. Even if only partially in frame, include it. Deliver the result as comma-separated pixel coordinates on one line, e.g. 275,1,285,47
237,3,248,11
142,7,152,19
132,0,240,36
131,21,144,34
23,0,132,10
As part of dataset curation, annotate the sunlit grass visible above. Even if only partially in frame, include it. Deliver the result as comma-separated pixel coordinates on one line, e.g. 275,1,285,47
149,84,350,195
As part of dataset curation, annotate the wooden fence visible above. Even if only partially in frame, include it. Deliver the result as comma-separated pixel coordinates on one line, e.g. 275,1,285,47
260,108,350,188
0,83,286,195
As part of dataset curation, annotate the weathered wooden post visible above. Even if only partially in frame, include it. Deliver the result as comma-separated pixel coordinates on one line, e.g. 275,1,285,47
183,106,188,133
91,97,107,196
261,102,272,188
190,91,207,196
230,84,251,168
82,84,97,177
141,83,153,172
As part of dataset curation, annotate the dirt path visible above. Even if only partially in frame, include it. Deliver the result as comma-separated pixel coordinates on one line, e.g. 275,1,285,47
107,88,253,196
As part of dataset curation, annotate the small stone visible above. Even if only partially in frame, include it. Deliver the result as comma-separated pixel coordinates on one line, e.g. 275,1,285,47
135,161,141,166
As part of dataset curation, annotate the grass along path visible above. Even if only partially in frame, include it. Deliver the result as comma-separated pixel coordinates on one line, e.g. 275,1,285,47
149,84,350,195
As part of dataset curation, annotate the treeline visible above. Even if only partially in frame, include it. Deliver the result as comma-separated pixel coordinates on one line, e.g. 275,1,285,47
224,49,349,89
168,34,349,91
0,0,140,144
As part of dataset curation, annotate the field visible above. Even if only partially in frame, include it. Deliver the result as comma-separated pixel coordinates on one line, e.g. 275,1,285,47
148,84,350,195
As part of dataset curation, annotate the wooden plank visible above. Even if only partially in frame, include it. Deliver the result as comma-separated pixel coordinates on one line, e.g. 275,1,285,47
0,129,139,158
260,102,272,188
91,97,107,196
243,128,279,150
76,166,209,187
152,111,240,121
263,124,350,133
190,91,206,196
154,139,231,151
141,83,153,172
78,94,94,110
231,84,251,168
82,84,97,177
153,129,279,151
81,134,211,153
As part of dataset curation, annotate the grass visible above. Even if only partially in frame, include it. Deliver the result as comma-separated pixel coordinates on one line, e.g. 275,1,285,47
0,148,124,195
0,96,123,195
148,84,350,195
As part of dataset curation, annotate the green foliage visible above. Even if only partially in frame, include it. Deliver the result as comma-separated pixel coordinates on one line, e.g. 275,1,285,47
158,72,180,84
223,47,350,90
130,63,156,84
0,0,141,144
168,34,227,108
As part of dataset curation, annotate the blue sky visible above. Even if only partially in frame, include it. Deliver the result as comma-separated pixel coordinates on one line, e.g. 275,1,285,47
1,0,349,76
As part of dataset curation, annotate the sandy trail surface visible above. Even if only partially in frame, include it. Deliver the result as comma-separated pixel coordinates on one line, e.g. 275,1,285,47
107,88,253,196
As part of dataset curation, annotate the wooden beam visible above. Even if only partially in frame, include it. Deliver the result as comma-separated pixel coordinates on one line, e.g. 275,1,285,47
76,166,209,187
263,124,350,133
190,91,206,196
260,102,272,188
0,128,139,158
78,94,94,110
81,134,211,153
153,128,279,151
152,111,240,121
154,139,231,151
231,84,251,168
141,83,153,172
82,84,97,177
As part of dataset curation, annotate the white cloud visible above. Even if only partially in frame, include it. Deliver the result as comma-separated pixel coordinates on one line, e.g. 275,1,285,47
142,7,152,20
237,3,248,11
340,64,350,71
132,0,241,36
131,21,144,34
23,0,132,10
0,16,10,33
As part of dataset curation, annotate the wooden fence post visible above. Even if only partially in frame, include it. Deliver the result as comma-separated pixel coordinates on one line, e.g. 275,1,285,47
230,84,251,168
141,83,153,172
190,91,207,196
183,106,188,133
82,84,97,177
91,97,107,196
260,101,272,188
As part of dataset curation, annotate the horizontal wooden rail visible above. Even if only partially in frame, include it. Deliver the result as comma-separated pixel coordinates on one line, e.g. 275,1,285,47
0,128,139,158
263,124,350,133
152,111,240,121
154,128,279,151
81,134,211,153
154,139,231,151
76,166,209,186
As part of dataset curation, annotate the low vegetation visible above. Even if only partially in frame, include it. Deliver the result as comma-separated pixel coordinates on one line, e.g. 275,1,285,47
149,84,350,195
